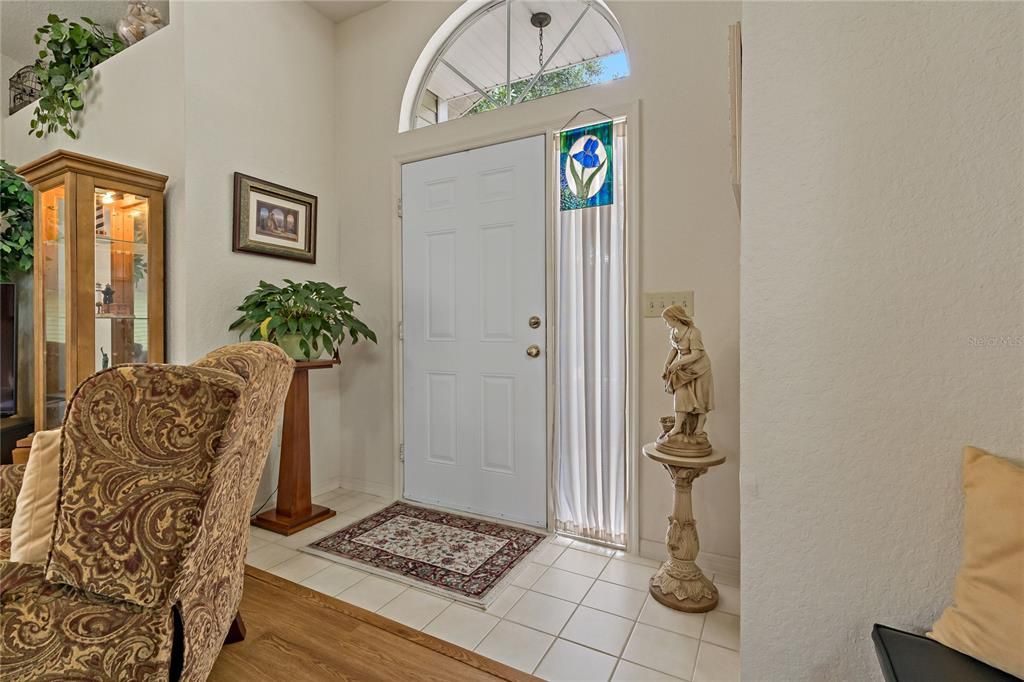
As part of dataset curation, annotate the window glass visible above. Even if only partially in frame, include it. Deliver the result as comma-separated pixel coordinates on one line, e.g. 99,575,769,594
413,0,628,129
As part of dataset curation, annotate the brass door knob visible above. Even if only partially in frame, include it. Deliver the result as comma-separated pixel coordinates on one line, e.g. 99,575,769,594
526,345,541,358
528,315,542,329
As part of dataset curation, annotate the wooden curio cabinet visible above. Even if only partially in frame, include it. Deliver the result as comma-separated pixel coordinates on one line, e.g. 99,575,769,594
16,151,168,430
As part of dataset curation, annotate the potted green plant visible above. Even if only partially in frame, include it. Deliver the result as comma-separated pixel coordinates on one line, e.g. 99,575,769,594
229,280,377,360
1,161,33,283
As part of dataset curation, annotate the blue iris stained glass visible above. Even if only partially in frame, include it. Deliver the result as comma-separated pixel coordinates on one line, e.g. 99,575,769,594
560,121,614,211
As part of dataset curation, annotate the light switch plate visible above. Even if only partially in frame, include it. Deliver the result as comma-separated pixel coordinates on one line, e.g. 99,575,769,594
643,291,694,318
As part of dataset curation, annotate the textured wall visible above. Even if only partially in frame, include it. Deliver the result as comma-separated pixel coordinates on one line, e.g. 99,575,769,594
1,53,28,125
740,3,1023,679
0,1,346,503
334,1,742,559
180,1,343,502
2,0,745,560
0,6,188,361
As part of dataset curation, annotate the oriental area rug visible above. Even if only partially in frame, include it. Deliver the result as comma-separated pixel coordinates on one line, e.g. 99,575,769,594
302,502,546,607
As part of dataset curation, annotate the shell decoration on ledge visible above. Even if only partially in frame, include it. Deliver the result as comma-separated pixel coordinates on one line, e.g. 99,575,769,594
116,1,165,46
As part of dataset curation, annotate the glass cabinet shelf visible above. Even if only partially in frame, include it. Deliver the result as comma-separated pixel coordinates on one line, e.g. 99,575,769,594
16,150,167,429
96,236,149,246
93,187,151,373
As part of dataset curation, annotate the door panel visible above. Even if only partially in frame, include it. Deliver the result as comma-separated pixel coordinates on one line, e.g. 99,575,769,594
480,224,515,341
426,371,457,465
403,135,546,527
480,374,516,474
425,230,457,340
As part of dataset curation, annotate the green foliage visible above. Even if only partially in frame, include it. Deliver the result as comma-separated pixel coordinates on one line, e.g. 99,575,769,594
29,15,125,139
133,254,147,286
0,161,34,283
467,60,604,116
229,280,378,360
560,185,588,211
132,218,147,285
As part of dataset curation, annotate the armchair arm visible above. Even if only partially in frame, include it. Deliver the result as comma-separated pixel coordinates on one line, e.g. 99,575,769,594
0,463,26,528
44,364,245,609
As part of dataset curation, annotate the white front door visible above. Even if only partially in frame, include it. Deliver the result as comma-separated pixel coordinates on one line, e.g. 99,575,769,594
402,135,547,527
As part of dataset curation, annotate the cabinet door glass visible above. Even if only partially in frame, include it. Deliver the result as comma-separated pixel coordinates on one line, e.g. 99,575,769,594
94,188,149,370
41,185,66,428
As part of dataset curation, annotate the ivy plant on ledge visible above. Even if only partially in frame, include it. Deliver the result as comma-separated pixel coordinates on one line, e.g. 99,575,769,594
29,15,125,139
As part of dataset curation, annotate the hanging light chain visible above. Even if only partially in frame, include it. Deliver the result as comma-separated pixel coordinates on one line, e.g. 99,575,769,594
529,11,552,82
538,24,544,69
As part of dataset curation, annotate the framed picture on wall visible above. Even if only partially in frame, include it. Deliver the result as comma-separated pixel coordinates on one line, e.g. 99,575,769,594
232,173,317,263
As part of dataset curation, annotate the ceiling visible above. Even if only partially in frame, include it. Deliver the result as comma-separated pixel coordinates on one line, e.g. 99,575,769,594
1,0,170,67
425,0,624,103
306,1,386,23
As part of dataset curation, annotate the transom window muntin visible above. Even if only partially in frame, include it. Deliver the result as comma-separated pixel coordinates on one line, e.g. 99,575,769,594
408,0,628,130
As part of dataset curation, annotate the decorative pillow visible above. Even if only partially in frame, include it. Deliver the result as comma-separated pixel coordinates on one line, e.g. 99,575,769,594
9,429,62,564
928,446,1024,678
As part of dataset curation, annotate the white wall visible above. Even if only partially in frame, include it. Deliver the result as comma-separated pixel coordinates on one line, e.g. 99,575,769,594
334,1,742,560
0,1,25,124
0,6,188,360
740,3,1023,680
180,1,343,500
1,53,28,123
0,2,345,501
1,0,743,557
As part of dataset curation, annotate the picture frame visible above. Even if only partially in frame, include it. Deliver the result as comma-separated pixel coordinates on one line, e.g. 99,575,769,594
232,172,317,263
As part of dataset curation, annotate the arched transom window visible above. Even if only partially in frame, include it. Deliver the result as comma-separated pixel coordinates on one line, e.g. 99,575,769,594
400,0,628,131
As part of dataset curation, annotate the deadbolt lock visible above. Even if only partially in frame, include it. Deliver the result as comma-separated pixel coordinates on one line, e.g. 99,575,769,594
526,345,541,358
528,316,542,329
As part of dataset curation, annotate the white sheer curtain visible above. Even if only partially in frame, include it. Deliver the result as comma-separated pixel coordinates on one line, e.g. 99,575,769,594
554,119,627,546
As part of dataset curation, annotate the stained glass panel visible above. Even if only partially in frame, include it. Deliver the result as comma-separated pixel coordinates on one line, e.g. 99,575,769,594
559,121,614,211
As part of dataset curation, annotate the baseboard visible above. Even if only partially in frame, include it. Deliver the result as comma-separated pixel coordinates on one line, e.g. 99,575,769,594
639,538,666,565
311,476,344,498
639,538,740,584
334,475,393,499
251,475,385,516
700,551,740,583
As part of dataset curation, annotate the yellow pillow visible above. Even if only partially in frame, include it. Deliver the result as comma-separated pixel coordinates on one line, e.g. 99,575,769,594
928,446,1024,678
9,429,62,564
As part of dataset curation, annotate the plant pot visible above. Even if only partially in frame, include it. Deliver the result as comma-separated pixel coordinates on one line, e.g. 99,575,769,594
276,334,324,361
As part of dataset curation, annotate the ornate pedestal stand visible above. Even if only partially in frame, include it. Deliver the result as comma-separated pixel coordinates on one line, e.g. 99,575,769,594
643,443,726,612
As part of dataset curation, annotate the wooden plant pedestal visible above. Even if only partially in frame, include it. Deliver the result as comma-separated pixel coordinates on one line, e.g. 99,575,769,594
643,443,726,613
252,359,339,536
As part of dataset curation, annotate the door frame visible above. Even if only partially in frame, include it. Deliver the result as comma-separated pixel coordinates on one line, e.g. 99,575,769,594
389,100,642,550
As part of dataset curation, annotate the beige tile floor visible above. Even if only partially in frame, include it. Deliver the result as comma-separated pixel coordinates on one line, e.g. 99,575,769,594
247,487,740,682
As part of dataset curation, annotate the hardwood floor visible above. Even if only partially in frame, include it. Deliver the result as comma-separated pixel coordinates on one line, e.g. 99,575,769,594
209,567,535,681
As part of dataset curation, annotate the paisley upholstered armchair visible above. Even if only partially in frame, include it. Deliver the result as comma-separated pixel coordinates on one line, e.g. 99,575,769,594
0,342,293,681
